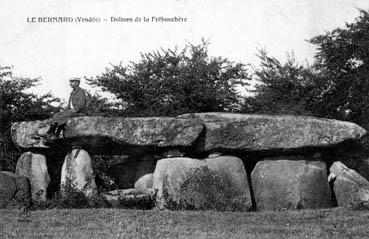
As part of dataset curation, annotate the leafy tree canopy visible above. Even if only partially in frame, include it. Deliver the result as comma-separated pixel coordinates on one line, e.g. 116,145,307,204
87,41,250,117
309,9,369,127
243,50,319,116
0,66,60,170
83,91,121,117
244,9,369,129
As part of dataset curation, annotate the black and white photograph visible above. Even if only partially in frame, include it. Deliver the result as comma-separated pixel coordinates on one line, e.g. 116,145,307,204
1,0,369,238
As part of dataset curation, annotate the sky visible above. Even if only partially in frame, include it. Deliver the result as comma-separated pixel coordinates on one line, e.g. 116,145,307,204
1,0,369,102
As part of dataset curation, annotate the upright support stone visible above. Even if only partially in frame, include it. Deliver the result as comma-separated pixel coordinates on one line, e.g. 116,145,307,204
329,161,369,207
251,158,332,210
16,152,50,201
205,155,252,209
153,157,252,211
61,149,97,197
153,157,206,209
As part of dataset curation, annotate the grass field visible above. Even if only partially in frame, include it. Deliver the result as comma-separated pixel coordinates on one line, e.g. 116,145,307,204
0,208,368,238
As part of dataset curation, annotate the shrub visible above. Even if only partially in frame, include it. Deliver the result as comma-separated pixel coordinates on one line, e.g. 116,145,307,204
31,179,110,210
30,179,156,210
4,192,31,210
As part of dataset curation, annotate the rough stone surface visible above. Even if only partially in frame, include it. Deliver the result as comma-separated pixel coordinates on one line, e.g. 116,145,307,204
0,171,31,208
153,157,252,211
208,152,223,158
61,149,97,197
12,113,365,153
16,152,50,201
153,157,204,209
0,172,17,208
134,173,153,193
251,158,332,210
11,120,49,149
101,188,154,208
2,171,31,207
179,112,366,151
329,161,369,207
205,155,251,205
11,116,204,149
161,150,184,158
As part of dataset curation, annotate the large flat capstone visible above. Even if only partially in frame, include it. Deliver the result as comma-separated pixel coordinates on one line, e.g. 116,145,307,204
11,116,204,149
12,113,366,152
179,113,366,151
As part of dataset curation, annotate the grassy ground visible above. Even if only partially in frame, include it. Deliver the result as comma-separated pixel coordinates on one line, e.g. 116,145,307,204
0,208,368,238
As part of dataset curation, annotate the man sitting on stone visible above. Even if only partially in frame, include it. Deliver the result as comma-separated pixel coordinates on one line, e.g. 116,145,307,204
41,77,87,140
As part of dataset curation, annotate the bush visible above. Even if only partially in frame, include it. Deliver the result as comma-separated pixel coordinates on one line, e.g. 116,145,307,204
30,179,155,210
4,192,31,210
31,180,109,210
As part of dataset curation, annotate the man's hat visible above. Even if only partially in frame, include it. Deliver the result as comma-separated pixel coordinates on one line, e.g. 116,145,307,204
69,77,81,82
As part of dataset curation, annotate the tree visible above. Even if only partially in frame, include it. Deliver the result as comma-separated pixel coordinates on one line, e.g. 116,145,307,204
244,9,369,128
309,9,369,127
83,91,121,117
87,41,250,117
243,50,319,115
0,66,60,170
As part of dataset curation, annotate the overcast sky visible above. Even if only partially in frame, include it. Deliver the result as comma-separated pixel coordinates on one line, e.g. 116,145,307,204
1,0,369,102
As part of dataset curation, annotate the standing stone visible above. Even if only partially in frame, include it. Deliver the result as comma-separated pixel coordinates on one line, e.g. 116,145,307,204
16,152,50,201
153,157,204,209
329,161,369,207
0,172,17,208
153,157,252,211
134,173,153,193
251,158,332,210
61,149,97,197
205,155,252,209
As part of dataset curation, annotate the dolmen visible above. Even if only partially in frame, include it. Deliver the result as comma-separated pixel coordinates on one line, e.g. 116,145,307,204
4,112,367,211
